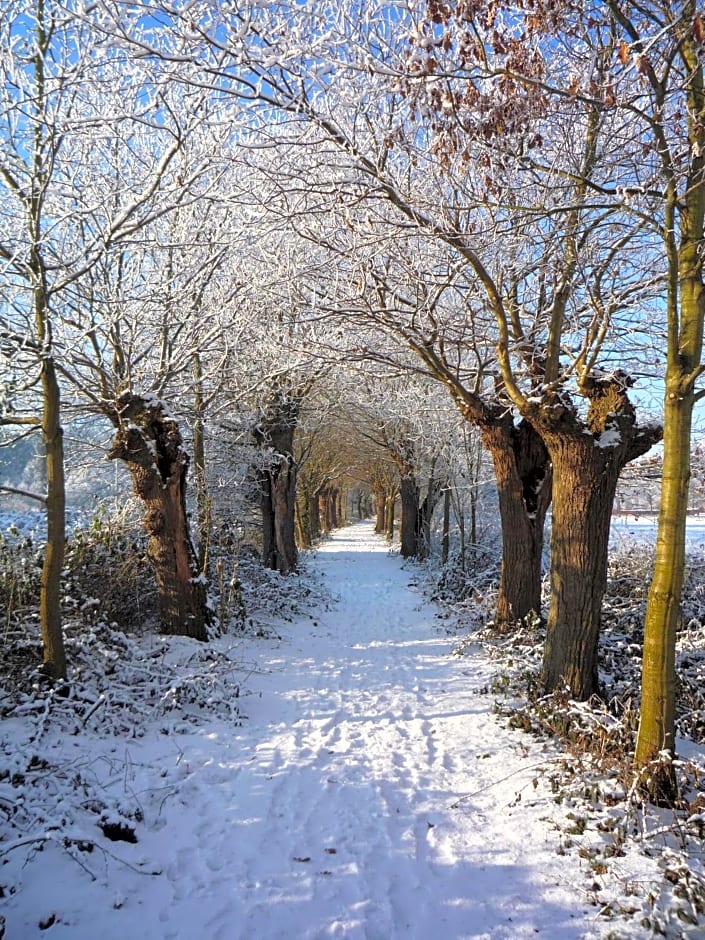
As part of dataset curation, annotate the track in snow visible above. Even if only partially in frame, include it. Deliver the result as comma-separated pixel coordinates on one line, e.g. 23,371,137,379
17,521,602,939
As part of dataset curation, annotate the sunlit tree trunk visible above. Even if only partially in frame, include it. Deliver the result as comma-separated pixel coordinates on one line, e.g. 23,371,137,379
539,380,661,699
541,438,622,698
636,387,692,793
108,393,210,639
624,8,705,801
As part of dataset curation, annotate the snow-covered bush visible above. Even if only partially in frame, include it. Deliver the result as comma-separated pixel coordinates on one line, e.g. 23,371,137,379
62,508,158,634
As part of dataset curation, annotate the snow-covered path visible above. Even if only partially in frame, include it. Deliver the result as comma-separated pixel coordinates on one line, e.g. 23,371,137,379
9,521,603,939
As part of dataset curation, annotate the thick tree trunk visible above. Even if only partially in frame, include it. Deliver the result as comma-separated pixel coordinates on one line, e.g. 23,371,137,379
39,358,67,679
272,456,298,572
399,475,420,558
108,393,210,640
260,454,298,574
481,417,551,625
327,486,339,530
538,378,662,700
254,390,300,575
540,438,620,699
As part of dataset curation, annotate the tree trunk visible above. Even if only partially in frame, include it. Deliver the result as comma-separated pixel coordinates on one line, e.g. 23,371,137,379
374,486,386,534
337,487,346,525
417,460,442,561
254,390,299,574
108,393,210,640
540,438,620,699
295,482,316,548
356,491,364,519
636,387,691,793
309,487,322,540
272,455,298,573
539,379,662,699
442,486,451,566
260,454,298,574
417,494,433,561
385,491,396,541
634,24,705,800
39,358,67,679
319,489,330,534
295,497,308,549
399,474,420,558
480,417,551,625
327,486,339,530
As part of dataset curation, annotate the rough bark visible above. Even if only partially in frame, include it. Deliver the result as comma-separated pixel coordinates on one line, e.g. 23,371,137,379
108,393,210,640
479,415,551,625
539,379,662,699
272,456,298,572
259,453,298,574
541,438,620,698
399,474,420,558
254,390,299,575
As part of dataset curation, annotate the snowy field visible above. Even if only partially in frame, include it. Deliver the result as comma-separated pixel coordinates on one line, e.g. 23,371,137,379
610,514,705,549
1,521,652,940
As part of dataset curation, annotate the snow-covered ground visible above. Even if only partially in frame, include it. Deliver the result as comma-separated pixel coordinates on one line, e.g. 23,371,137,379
0,522,693,938
611,513,705,548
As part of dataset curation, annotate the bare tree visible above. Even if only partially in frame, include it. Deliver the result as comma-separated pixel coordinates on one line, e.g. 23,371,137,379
0,2,211,672
95,0,663,699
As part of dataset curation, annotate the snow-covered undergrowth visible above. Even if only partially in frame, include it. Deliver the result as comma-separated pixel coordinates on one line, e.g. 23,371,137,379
431,541,705,937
